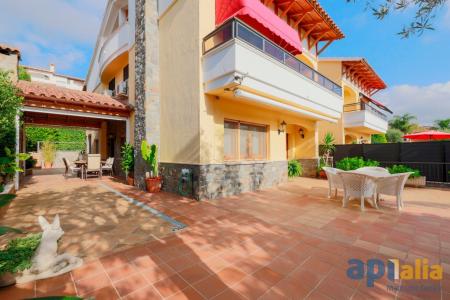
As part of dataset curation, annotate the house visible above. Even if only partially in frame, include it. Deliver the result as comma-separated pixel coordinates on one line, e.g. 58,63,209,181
318,57,391,144
24,64,85,91
84,0,393,199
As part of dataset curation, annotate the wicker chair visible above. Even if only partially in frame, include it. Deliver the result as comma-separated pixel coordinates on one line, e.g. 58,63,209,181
322,167,343,199
375,172,413,210
339,172,378,211
85,154,102,179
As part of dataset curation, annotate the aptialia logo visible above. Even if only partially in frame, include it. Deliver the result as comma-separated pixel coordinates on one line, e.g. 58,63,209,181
347,258,443,287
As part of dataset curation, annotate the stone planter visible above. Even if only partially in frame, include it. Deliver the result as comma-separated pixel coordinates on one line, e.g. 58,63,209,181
0,272,16,287
406,176,426,188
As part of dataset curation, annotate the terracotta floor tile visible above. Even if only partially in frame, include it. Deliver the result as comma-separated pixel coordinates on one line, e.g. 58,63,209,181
100,253,129,270
153,273,189,298
35,273,73,293
167,287,205,300
141,263,175,284
0,282,35,300
75,272,110,295
71,259,104,281
252,266,283,286
113,272,148,297
83,286,120,300
216,266,247,285
178,264,212,285
122,285,162,300
35,282,77,298
106,263,138,282
193,275,229,299
232,275,274,299
212,288,247,300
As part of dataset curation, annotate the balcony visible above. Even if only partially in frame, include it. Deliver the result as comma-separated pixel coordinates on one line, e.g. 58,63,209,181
98,22,130,76
343,102,389,133
202,19,343,120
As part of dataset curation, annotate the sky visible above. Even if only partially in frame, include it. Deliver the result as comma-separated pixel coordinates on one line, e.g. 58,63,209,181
0,0,449,125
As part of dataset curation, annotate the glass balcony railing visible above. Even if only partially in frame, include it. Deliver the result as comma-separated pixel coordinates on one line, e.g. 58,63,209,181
203,18,343,96
344,102,388,120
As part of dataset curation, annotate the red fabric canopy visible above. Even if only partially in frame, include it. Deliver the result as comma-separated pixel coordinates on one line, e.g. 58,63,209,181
216,0,302,55
403,130,450,141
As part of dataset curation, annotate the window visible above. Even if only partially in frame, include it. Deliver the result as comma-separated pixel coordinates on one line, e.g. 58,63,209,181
224,120,268,161
108,78,115,91
123,65,129,81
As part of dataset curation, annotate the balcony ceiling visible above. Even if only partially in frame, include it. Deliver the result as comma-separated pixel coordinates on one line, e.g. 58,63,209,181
266,0,345,42
341,58,387,94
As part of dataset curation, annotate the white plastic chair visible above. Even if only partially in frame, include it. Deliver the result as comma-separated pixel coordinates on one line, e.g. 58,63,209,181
375,172,413,210
62,157,82,179
322,167,343,198
356,167,390,175
102,157,114,176
339,172,378,211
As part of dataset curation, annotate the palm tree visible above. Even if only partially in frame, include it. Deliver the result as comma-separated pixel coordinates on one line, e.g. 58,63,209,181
433,118,450,131
388,113,418,134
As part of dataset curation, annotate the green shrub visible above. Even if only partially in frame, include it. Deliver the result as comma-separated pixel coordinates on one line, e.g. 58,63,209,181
371,134,387,144
288,160,303,178
335,157,380,171
121,143,134,177
0,233,41,275
141,141,158,177
388,165,421,178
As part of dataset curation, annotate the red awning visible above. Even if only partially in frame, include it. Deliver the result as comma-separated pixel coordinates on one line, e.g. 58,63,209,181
216,0,302,55
403,131,450,141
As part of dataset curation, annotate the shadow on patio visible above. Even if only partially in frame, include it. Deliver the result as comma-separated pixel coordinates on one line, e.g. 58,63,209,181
1,176,450,299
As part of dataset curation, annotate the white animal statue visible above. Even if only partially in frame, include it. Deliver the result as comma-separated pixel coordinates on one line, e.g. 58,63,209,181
16,215,83,284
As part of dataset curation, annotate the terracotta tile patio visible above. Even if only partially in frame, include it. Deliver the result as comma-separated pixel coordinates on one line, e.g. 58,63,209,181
1,175,450,299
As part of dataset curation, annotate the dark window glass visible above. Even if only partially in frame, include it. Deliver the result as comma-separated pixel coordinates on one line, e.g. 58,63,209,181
108,78,115,91
123,65,129,81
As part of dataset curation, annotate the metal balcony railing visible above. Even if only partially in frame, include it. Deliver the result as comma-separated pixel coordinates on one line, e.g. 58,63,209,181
203,18,342,96
343,102,388,120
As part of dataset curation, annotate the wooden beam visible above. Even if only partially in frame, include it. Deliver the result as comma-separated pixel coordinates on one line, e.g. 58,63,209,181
281,1,296,17
303,23,320,40
293,8,314,27
312,31,329,48
317,39,333,56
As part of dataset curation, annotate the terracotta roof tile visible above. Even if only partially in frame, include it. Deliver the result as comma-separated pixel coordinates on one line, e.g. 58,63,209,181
0,43,21,58
17,80,129,111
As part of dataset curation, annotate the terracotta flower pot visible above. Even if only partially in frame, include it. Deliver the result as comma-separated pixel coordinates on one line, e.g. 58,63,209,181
127,176,134,186
318,170,327,179
44,161,53,169
145,177,162,193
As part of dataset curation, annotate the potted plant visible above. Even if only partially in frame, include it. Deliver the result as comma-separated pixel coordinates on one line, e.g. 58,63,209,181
141,141,162,193
41,141,56,169
121,143,134,185
288,160,303,178
317,157,327,179
320,132,335,167
25,155,37,176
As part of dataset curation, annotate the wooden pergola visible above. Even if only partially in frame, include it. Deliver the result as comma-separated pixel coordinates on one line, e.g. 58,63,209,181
341,58,387,96
262,0,345,55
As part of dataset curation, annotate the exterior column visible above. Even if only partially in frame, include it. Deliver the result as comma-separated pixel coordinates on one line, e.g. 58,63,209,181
100,121,108,159
314,121,319,158
125,119,130,143
134,0,160,189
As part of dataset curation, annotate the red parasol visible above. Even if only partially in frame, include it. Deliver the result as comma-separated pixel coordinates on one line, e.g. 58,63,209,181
403,130,450,141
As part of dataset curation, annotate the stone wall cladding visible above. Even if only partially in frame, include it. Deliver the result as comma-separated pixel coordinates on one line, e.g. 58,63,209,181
134,0,147,189
297,158,319,177
160,161,287,200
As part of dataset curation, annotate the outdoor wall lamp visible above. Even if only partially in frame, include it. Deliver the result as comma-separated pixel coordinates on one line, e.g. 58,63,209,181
278,120,287,135
299,128,305,139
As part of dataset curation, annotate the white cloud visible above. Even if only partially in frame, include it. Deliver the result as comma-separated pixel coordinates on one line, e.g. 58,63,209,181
0,0,106,76
377,81,450,125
